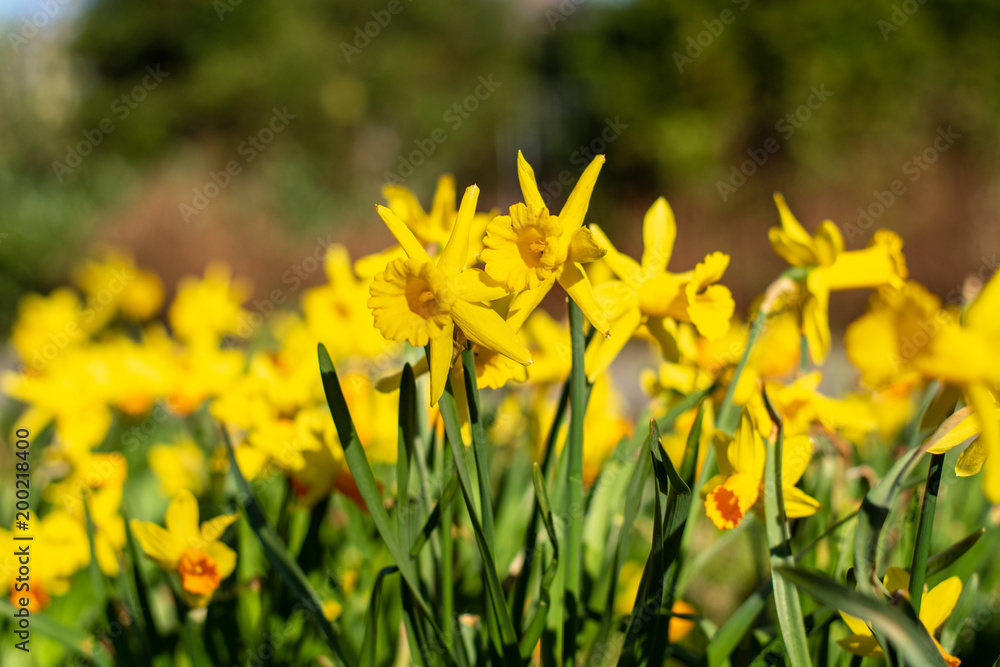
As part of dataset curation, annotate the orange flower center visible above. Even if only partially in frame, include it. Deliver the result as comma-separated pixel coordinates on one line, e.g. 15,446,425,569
178,548,221,595
706,485,746,529
10,582,50,612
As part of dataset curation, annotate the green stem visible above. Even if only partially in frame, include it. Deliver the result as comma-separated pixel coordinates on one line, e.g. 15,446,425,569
564,299,587,664
716,308,767,436
908,452,944,613
441,429,455,648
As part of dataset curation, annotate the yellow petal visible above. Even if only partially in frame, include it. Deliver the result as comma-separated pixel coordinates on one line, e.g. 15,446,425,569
559,155,605,235
200,513,239,543
640,197,677,276
967,384,1000,502
376,205,432,262
926,406,979,454
802,288,831,364
558,261,610,334
203,541,238,580
782,484,822,518
966,268,1000,337
882,566,910,594
818,231,907,292
686,284,735,340
782,434,813,484
920,576,962,634
567,227,607,264
506,280,555,331
516,151,546,211
770,193,817,266
956,437,987,477
840,612,874,637
584,306,643,382
589,224,642,286
438,185,479,275
130,519,182,569
813,220,844,266
429,322,455,406
429,174,457,230
728,411,765,478
167,489,201,547
837,634,884,658
456,268,509,303
451,300,530,366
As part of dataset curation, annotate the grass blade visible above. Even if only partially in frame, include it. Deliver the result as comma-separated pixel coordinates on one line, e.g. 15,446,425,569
907,452,945,613
925,528,984,578
397,363,417,548
361,566,399,667
409,473,460,558
564,298,588,664
519,463,560,659
762,389,812,667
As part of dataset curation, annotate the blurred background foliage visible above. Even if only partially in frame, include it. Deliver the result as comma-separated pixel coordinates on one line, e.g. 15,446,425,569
2,0,999,335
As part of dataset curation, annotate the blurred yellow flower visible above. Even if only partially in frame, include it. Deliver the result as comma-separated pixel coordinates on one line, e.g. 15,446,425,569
73,247,164,321
150,439,208,497
169,263,251,344
770,194,907,363
130,489,239,607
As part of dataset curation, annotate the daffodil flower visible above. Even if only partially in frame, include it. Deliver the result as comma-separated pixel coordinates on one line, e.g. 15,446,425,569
584,197,735,380
703,405,820,530
915,269,1000,502
770,194,908,363
130,489,239,607
369,184,530,405
480,151,610,334
839,567,962,666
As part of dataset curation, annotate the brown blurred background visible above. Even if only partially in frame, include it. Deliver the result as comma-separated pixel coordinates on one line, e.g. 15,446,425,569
1,0,998,337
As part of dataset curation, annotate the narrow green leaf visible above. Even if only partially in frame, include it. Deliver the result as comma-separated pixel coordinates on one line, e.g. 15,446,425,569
564,297,588,664
776,566,947,667
925,528,984,578
397,363,417,548
519,464,561,660
409,473,460,557
716,308,767,435
221,425,354,666
438,377,521,666
318,344,461,667
361,566,399,667
908,452,945,613
705,579,771,666
761,388,812,667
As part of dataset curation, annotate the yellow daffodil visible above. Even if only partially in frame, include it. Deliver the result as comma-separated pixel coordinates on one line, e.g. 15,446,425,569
10,288,92,371
72,246,164,321
845,282,954,389
0,512,91,612
355,175,495,277
770,194,907,363
481,152,610,334
130,489,239,607
150,439,209,497
370,183,530,405
839,567,961,666
168,263,251,344
915,269,1000,501
585,197,735,379
704,405,820,530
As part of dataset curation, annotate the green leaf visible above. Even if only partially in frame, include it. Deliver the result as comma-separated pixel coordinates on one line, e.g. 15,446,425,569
761,388,812,667
221,425,354,667
519,464,561,660
438,375,521,667
318,344,461,667
776,566,947,667
705,579,771,666
925,528,984,578
361,566,399,667
409,473,460,558
397,363,416,548
0,598,114,667
564,297,589,662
